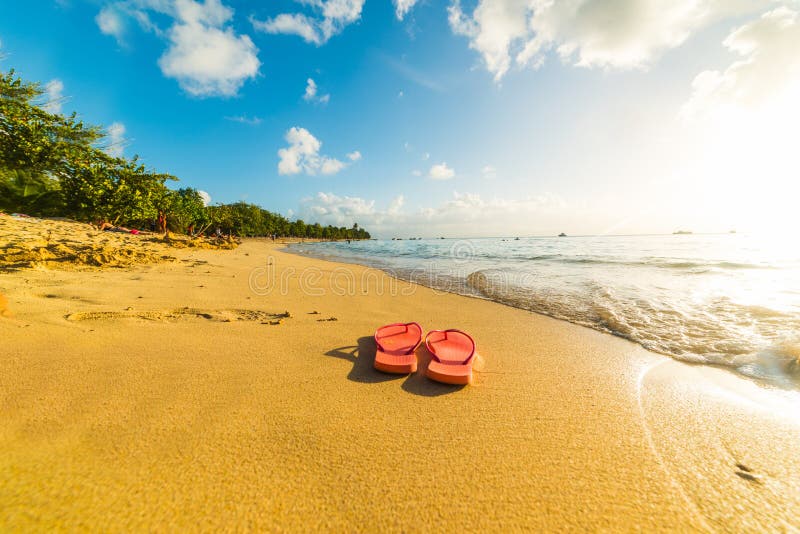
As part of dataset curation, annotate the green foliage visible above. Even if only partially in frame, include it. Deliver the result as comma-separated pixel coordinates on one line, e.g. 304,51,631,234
203,203,370,239
0,70,102,178
0,169,64,216
0,68,371,239
166,188,209,233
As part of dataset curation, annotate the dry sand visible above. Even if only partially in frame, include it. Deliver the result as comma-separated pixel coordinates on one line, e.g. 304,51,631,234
0,216,235,271
1,216,799,531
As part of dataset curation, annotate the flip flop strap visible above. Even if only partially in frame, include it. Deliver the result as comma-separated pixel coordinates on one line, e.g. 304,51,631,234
425,329,476,365
375,322,421,355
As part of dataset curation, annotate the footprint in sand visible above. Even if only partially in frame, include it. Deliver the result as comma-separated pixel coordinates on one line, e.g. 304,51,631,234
734,463,763,484
66,307,291,324
0,292,12,318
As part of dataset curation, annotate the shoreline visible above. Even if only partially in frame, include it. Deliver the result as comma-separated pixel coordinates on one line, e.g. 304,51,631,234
1,222,799,530
284,241,800,393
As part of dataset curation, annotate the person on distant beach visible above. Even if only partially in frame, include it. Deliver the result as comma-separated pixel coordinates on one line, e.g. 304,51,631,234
215,227,223,239
94,219,114,231
187,223,195,237
157,211,167,234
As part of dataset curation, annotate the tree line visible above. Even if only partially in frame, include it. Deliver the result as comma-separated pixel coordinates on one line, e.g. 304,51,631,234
0,69,371,240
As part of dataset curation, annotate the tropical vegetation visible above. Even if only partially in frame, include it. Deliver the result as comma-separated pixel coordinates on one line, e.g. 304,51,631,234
0,69,370,240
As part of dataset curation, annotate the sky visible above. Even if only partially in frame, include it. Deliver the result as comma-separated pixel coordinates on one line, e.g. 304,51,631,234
1,0,799,238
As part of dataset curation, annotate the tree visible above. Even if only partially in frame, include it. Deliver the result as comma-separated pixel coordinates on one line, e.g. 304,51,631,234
1,68,374,239
0,169,63,216
0,70,102,179
163,188,208,233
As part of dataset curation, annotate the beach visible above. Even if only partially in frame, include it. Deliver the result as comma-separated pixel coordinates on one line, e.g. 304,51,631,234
1,217,799,531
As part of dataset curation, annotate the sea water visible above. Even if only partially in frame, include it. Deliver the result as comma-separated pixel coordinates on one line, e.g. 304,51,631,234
289,234,800,388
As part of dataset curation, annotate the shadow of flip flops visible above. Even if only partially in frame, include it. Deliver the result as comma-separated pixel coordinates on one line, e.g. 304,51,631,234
402,344,466,397
324,337,467,396
324,336,403,384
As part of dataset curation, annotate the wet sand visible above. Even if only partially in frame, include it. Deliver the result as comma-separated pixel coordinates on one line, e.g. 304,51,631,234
1,217,799,530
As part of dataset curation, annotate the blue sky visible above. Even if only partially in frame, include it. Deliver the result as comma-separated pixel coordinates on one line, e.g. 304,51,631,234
2,0,799,237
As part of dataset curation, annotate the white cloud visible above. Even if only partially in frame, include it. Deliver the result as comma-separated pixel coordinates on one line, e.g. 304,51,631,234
321,158,346,175
159,1,260,97
301,192,377,225
683,7,800,119
388,194,405,215
251,14,318,43
225,114,262,125
303,77,330,104
411,169,422,176
298,190,569,237
482,165,497,179
97,0,260,97
198,190,211,206
96,4,126,44
448,0,760,81
277,127,350,176
416,191,566,229
106,122,126,157
304,78,317,100
42,79,64,114
394,0,419,20
251,0,365,45
347,150,362,161
429,162,455,180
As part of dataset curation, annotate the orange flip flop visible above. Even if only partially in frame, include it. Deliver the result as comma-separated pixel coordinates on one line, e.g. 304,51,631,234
425,329,476,385
374,322,422,374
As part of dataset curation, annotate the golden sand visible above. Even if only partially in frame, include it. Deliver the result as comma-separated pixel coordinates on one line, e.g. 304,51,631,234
0,216,235,271
1,218,799,530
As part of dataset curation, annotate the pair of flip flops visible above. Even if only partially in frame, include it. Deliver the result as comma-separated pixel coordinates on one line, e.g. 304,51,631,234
373,322,476,385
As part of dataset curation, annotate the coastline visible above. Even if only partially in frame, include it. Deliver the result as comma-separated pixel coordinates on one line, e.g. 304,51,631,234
1,221,799,530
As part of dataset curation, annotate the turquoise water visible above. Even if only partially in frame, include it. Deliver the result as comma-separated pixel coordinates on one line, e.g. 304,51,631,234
289,234,800,388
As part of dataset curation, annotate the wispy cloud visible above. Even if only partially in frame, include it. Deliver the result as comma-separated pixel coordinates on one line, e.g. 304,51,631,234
303,78,330,104
41,79,64,114
96,4,126,45
250,0,364,46
106,122,126,157
380,52,446,92
225,114,263,126
394,0,420,21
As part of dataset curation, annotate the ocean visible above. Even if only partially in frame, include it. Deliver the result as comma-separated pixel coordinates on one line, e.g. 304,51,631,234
287,234,800,389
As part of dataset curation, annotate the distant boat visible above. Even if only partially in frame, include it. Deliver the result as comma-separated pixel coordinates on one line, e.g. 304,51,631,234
558,232,567,237
514,237,520,240
673,230,693,235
